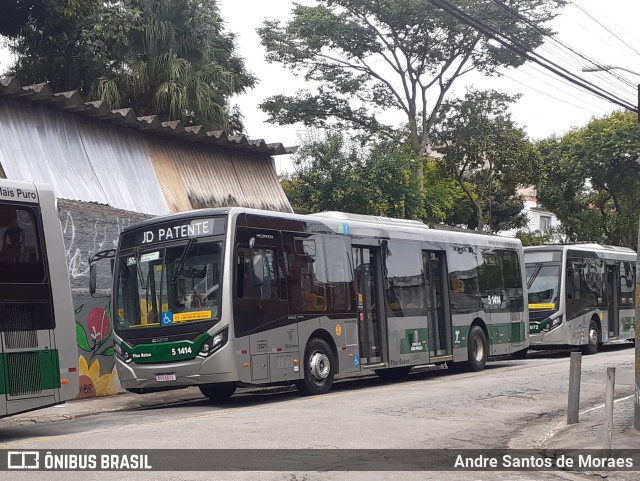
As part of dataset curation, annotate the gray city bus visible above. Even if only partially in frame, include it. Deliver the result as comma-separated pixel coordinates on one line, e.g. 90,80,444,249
0,180,78,418
90,208,528,401
525,243,636,354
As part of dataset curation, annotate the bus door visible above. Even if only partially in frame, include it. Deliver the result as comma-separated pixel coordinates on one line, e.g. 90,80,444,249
353,245,385,365
423,250,451,358
606,263,620,339
234,227,289,383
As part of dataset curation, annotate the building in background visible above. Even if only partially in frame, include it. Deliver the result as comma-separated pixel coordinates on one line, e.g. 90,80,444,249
499,186,560,239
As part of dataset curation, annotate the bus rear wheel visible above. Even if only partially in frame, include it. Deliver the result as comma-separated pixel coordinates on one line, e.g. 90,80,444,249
581,320,600,355
467,326,488,371
297,338,335,396
199,383,237,403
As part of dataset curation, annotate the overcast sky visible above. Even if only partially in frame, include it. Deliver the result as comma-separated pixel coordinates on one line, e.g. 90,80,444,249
1,1,638,174
216,0,640,173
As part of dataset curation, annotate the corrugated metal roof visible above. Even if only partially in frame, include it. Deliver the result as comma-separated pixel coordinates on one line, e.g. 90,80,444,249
148,137,292,213
0,77,294,215
0,98,170,214
0,76,296,156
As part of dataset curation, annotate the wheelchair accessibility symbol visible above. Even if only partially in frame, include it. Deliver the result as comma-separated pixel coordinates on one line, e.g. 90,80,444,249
353,355,360,367
162,312,173,325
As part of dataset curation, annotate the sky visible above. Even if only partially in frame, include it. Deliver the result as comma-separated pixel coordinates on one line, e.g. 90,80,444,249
215,0,640,173
1,1,639,174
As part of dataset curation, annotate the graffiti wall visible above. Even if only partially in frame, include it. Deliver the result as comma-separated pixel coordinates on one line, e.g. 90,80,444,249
58,200,150,398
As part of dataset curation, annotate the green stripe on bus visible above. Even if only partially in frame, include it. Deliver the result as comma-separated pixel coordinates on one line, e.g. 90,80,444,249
453,322,526,347
0,349,60,395
123,336,208,364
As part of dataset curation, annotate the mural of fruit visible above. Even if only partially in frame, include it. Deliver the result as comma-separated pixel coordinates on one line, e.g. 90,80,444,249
76,304,114,363
87,307,111,343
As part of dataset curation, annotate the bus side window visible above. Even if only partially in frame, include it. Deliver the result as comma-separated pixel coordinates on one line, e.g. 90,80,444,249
236,246,281,300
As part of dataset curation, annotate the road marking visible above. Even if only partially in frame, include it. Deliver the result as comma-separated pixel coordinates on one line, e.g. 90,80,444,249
579,393,634,415
541,394,635,446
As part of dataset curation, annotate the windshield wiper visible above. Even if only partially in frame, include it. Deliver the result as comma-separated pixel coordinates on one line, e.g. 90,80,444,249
526,263,542,289
171,238,196,285
134,247,146,290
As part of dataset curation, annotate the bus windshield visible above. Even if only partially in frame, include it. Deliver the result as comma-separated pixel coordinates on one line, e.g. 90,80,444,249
114,240,223,330
526,264,560,308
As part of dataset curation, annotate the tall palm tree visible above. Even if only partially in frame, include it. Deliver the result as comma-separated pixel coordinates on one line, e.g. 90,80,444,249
95,0,255,133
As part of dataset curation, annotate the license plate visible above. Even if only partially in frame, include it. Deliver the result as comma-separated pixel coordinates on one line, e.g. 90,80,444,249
155,373,176,382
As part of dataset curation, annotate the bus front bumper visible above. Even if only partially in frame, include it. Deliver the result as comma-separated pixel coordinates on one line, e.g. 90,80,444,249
115,342,239,391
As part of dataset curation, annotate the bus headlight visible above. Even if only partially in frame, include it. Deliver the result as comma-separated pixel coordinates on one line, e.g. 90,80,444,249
547,316,563,330
199,328,228,357
114,343,133,363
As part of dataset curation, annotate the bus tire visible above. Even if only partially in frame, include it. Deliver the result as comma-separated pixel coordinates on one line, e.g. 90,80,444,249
375,366,411,380
511,347,529,360
199,383,237,403
581,320,600,355
467,326,488,371
297,338,335,396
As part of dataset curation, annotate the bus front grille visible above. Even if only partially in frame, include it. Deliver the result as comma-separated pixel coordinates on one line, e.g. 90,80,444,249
6,352,43,396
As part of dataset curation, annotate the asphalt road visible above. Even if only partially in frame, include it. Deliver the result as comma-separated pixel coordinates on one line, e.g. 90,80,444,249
0,345,635,481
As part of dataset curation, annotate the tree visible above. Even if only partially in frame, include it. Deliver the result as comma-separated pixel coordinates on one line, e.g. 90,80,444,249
4,0,255,133
95,0,256,132
281,130,461,222
535,111,640,248
258,0,565,168
2,1,105,92
432,89,537,232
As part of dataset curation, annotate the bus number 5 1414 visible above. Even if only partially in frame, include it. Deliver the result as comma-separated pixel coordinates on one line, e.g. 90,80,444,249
172,347,192,356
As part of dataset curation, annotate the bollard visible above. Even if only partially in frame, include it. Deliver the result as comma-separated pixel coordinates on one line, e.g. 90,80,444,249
604,367,616,450
567,351,582,424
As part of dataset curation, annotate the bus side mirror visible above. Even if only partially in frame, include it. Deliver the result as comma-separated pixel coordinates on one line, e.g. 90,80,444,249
89,263,98,296
89,249,116,299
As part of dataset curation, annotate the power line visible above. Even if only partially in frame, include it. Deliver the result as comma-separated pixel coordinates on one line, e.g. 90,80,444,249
488,0,638,94
501,71,609,116
568,0,640,58
427,0,638,112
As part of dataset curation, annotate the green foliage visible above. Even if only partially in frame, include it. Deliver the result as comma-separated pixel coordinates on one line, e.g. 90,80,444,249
258,0,566,153
515,228,563,247
4,0,255,133
281,130,460,223
535,111,640,248
433,89,537,232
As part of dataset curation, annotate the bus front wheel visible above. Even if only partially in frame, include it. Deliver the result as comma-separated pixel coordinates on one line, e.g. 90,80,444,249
581,320,600,355
297,338,335,396
199,383,237,403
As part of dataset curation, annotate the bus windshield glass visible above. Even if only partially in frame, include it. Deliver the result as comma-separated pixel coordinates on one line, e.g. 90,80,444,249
526,264,560,308
114,240,223,329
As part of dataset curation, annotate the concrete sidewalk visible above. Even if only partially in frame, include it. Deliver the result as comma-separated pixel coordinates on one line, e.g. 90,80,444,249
544,395,639,450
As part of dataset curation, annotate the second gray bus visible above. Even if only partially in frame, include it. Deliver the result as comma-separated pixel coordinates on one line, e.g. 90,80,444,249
525,243,635,354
